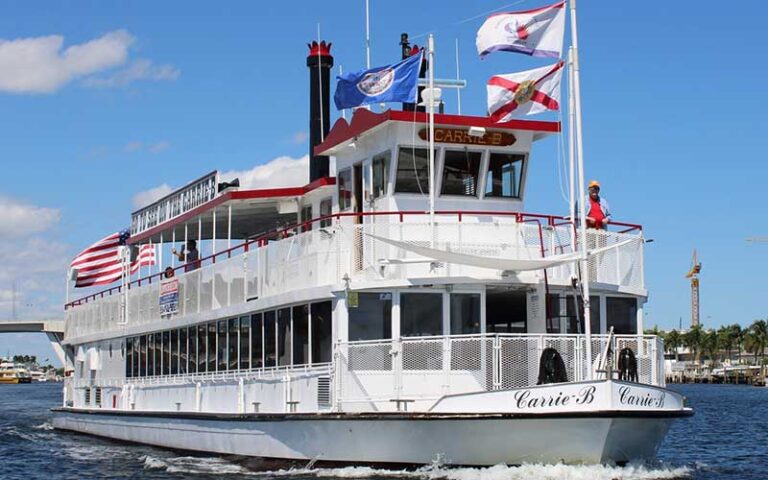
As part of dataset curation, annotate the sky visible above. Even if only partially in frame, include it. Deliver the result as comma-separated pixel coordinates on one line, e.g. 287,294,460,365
1,1,766,364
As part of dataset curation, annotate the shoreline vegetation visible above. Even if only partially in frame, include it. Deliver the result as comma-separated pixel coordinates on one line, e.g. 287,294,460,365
646,320,767,386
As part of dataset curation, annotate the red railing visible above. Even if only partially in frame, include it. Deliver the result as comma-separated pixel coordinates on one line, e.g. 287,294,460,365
65,210,642,309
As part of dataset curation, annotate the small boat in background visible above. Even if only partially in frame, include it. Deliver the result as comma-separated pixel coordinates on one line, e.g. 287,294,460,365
0,361,33,384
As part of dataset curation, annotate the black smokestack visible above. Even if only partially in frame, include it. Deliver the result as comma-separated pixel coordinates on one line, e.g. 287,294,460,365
400,33,426,113
307,40,334,182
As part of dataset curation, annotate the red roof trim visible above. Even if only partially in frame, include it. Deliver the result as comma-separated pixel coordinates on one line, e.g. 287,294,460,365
128,176,336,245
314,109,561,156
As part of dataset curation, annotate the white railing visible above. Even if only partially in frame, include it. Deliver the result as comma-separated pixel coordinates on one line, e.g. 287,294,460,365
334,333,663,411
65,215,644,341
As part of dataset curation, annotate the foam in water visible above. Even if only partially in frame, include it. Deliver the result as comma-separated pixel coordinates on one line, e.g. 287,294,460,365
142,455,693,480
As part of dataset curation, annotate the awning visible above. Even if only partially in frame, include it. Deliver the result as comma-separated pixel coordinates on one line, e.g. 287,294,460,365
365,233,580,271
87,347,101,371
75,346,86,362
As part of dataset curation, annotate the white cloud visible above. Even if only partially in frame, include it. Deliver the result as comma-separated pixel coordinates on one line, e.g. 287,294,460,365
0,194,68,322
0,30,134,93
0,30,180,94
148,141,170,153
83,58,180,88
221,155,310,189
0,196,61,238
132,183,173,210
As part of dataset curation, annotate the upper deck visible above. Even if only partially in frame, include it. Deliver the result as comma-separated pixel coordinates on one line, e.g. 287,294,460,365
64,109,645,344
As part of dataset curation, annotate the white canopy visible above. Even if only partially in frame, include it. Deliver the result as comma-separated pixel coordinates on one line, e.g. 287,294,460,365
365,233,638,272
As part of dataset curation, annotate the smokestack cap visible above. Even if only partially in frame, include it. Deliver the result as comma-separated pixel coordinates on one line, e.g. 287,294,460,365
307,41,332,58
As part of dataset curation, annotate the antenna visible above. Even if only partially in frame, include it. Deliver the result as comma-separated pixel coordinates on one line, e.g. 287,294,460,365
365,0,371,68
454,38,461,114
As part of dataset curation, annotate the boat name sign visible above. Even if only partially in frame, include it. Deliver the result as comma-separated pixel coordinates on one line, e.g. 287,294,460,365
497,382,676,412
418,128,516,146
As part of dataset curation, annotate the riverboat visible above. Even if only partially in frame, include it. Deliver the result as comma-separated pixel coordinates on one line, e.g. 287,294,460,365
52,4,692,467
0,362,33,384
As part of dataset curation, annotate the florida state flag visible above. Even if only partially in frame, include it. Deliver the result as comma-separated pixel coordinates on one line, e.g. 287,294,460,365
487,61,564,121
477,1,565,58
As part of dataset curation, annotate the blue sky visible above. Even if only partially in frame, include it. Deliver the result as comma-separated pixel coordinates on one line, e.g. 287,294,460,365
1,1,766,363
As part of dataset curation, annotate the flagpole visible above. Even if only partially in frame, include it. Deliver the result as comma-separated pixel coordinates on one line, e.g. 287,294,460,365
569,0,593,379
427,34,436,241
568,46,576,248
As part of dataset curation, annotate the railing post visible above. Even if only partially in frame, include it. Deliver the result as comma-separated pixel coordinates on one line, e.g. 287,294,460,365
493,335,501,390
442,336,451,394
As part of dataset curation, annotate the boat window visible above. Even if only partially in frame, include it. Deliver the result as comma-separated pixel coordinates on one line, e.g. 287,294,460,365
171,329,179,375
292,305,309,365
125,337,134,378
372,151,390,199
217,320,228,372
349,293,392,341
189,326,198,374
207,322,217,372
486,287,526,333
401,293,443,337
485,153,524,198
179,328,188,375
264,311,276,367
319,198,333,227
549,295,600,334
607,297,637,334
147,333,156,376
338,168,353,211
198,324,209,373
240,316,251,370
441,149,482,196
311,301,333,363
395,147,433,194
139,335,147,377
301,204,313,232
133,336,141,378
277,308,292,366
251,313,264,368
228,318,239,370
162,331,171,376
450,293,481,334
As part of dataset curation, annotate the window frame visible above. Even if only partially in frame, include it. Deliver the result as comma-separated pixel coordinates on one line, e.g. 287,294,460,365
393,146,438,195
371,150,391,200
482,150,528,200
438,147,485,198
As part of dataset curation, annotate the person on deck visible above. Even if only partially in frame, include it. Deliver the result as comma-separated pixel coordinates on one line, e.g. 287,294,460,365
172,239,200,272
585,180,611,230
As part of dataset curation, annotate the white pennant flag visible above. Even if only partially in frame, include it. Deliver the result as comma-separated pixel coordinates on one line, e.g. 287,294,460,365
487,61,564,121
477,1,566,58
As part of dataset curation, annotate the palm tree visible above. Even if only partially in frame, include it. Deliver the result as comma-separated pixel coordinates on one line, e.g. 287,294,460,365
717,326,733,364
748,320,767,379
684,324,704,372
729,324,744,365
665,330,682,361
701,330,719,381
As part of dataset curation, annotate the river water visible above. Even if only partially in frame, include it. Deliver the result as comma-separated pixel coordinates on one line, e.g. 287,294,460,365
1,383,765,479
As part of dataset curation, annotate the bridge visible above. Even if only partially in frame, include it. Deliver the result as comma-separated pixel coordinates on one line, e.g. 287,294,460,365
0,319,66,365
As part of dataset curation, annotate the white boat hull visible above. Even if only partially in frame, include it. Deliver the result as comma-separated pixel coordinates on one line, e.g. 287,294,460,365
52,381,691,466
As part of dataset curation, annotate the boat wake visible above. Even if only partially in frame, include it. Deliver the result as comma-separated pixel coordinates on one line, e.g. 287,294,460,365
142,456,693,480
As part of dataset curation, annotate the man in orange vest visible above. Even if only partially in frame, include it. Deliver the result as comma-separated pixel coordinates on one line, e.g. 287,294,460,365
585,180,611,230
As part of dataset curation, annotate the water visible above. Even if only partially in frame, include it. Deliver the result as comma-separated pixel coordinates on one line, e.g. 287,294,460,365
1,383,765,480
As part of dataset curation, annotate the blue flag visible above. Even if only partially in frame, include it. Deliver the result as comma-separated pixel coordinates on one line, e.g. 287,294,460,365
334,51,423,110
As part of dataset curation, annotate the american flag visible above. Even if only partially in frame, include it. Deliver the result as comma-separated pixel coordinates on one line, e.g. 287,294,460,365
70,229,131,288
130,244,157,275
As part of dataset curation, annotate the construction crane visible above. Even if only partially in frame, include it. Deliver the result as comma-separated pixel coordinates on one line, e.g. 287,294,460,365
685,249,702,327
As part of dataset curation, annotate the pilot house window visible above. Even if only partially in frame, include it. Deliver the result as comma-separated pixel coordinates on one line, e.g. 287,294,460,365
485,153,525,198
372,152,390,199
395,147,432,194
338,168,353,211
441,150,482,196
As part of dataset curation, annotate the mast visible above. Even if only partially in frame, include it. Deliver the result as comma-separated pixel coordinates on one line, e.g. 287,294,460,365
427,34,436,233
569,0,593,379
